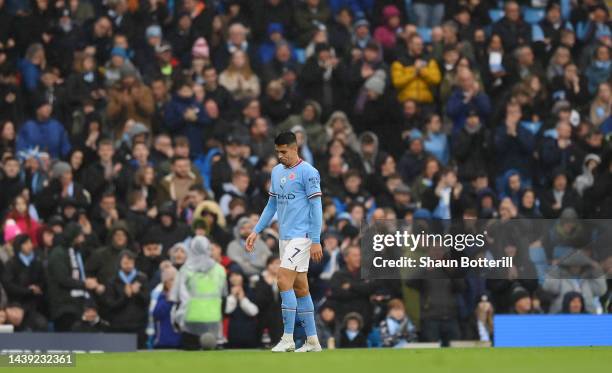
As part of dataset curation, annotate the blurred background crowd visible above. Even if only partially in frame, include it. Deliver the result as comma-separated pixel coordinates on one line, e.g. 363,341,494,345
0,0,611,349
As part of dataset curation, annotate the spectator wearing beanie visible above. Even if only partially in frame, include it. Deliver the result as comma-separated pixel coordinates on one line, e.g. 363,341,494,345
70,299,110,333
16,97,71,159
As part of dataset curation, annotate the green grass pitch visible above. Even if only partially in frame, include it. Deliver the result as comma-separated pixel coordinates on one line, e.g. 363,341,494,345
16,347,612,373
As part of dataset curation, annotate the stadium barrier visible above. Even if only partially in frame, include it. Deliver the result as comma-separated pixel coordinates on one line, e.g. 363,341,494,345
494,315,612,347
0,332,137,353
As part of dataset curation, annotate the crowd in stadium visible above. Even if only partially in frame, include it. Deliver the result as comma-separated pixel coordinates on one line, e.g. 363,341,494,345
0,0,611,349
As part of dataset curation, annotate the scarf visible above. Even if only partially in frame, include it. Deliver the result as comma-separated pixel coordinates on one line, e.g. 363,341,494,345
68,247,88,298
68,247,85,281
346,330,358,341
119,269,138,284
19,252,34,267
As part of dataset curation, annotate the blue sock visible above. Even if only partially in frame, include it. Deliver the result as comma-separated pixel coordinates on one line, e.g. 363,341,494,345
297,295,317,338
280,290,297,335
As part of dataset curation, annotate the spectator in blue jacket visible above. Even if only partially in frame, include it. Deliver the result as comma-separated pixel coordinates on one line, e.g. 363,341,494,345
163,80,210,157
16,97,71,159
446,68,491,131
18,43,46,93
494,101,535,185
152,265,181,348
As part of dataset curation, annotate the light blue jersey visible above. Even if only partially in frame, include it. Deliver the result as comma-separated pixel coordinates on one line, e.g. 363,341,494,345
269,159,321,240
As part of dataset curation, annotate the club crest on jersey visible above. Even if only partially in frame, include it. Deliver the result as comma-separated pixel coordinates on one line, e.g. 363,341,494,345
280,176,287,187
289,172,296,181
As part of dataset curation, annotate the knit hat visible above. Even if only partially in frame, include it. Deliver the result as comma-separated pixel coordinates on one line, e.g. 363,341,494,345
3,219,22,242
382,5,401,19
354,19,370,29
192,37,210,59
145,24,162,39
111,47,128,60
267,23,284,36
50,161,71,179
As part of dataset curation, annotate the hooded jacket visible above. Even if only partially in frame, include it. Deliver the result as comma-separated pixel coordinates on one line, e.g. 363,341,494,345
324,111,360,153
144,204,191,257
278,100,327,154
85,221,134,285
543,251,607,313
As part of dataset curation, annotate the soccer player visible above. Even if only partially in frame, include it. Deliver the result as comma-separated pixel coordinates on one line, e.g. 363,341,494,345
246,132,323,352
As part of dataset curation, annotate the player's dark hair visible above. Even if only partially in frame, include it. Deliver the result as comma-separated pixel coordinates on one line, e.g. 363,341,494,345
274,132,297,146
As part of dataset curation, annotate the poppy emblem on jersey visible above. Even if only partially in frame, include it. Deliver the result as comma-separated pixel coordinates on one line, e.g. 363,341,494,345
289,172,296,181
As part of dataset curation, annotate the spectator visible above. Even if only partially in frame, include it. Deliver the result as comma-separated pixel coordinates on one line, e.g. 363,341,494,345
330,245,375,330
446,68,491,131
145,202,191,257
294,0,332,48
163,81,210,157
254,256,283,346
71,300,110,333
491,1,531,52
584,45,611,95
379,298,416,347
47,223,101,331
543,250,607,314
169,236,226,350
225,268,259,348
16,98,71,159
152,265,181,348
227,216,271,277
157,157,204,206
315,302,339,348
86,221,134,285
338,312,368,348
103,250,149,347
391,34,441,105
2,235,46,323
219,50,261,101
408,245,465,347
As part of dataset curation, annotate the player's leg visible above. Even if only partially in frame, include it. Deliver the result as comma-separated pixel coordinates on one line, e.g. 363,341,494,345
293,268,322,351
272,241,300,352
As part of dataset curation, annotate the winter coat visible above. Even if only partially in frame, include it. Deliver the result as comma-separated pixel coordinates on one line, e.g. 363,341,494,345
543,252,607,313
2,253,45,311
391,52,441,103
16,118,71,159
86,222,135,285
163,94,210,156
152,292,182,348
46,246,87,320
103,271,150,331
